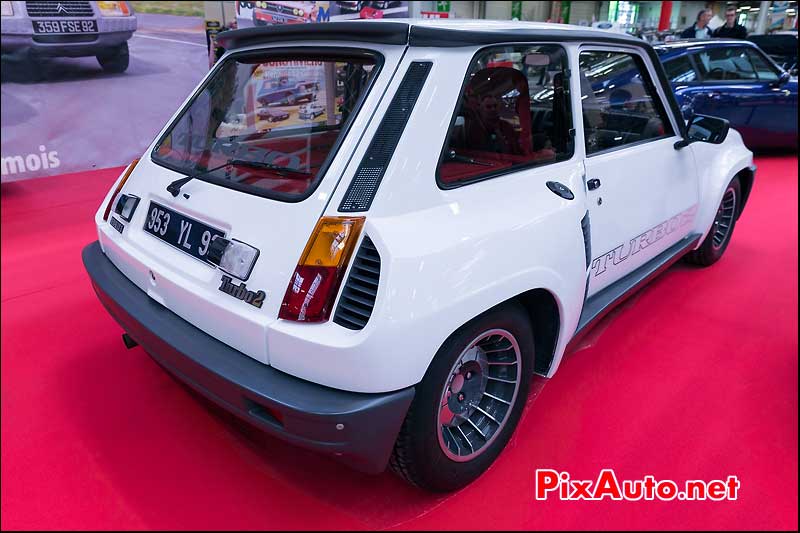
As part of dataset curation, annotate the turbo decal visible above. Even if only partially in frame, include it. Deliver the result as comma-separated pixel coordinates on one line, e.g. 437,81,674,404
218,275,266,308
591,205,698,277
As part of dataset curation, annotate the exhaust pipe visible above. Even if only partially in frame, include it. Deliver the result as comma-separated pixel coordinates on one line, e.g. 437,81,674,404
122,333,138,349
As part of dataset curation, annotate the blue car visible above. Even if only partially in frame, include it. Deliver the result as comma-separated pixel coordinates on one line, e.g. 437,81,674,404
256,80,318,107
655,39,797,150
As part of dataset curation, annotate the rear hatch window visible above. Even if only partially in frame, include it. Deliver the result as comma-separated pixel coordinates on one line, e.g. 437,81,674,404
152,49,381,201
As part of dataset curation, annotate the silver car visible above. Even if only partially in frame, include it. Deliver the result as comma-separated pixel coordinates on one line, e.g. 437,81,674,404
1,1,137,72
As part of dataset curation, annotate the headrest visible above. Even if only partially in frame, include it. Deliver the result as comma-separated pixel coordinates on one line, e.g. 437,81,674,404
464,67,532,154
465,67,528,100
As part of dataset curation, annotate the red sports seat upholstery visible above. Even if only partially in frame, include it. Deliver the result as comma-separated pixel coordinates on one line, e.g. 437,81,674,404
462,67,533,156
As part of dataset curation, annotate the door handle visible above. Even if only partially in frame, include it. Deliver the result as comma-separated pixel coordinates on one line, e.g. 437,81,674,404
587,178,601,191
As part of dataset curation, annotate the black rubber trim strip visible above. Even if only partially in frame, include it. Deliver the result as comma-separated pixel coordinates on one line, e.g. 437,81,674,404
338,61,432,212
581,211,591,270
645,46,688,138
81,241,414,474
217,21,410,50
569,233,702,349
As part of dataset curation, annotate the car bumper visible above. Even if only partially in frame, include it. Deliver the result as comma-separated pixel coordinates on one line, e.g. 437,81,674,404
1,16,135,56
1,31,133,56
82,241,414,474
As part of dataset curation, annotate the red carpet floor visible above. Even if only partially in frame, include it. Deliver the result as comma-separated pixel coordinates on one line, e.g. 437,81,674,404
2,157,797,530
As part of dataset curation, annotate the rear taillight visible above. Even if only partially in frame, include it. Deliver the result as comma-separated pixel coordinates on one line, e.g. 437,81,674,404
103,159,139,221
279,217,365,323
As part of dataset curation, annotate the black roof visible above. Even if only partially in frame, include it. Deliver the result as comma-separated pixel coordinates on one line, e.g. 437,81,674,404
217,20,647,51
217,21,409,50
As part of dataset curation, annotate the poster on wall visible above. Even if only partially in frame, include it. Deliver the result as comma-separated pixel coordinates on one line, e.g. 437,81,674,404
0,2,406,183
236,1,409,28
1,4,209,182
770,1,789,30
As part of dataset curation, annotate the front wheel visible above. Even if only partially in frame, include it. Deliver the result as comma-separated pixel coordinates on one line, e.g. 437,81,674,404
389,303,534,492
685,176,741,266
96,42,129,73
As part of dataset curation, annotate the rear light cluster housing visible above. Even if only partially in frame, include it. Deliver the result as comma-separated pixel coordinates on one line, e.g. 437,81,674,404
279,217,365,323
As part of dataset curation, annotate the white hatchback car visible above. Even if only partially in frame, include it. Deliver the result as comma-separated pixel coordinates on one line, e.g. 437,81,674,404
83,20,755,492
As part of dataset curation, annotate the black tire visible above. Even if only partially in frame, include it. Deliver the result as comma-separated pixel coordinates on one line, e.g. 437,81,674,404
96,42,129,73
389,302,535,492
685,176,741,266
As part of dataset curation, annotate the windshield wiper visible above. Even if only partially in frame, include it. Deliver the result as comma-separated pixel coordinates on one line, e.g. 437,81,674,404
166,160,232,197
228,158,312,176
446,149,493,166
166,158,312,197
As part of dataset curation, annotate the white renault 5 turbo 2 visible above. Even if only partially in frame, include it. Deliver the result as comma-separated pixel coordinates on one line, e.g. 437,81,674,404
83,20,755,492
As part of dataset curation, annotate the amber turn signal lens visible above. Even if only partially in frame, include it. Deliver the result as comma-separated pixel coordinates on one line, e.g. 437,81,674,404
279,217,365,322
298,217,365,268
103,158,139,221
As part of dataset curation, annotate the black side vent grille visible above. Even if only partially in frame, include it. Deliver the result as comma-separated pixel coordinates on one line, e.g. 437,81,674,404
338,61,432,212
333,237,380,330
581,211,591,269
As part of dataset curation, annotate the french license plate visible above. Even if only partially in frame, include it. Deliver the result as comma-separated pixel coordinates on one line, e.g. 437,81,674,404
265,14,287,23
143,202,225,265
32,20,98,34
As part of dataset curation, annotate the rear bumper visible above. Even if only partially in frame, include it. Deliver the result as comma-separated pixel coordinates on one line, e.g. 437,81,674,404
82,241,414,474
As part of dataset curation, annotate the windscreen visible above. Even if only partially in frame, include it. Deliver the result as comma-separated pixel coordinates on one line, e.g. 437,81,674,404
152,51,380,200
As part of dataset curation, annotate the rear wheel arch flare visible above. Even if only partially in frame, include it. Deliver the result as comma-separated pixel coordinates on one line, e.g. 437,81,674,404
516,288,560,376
735,166,755,219
425,288,561,381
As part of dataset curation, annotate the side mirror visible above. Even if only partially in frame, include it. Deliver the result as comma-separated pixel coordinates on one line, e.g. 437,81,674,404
674,114,730,149
773,70,792,87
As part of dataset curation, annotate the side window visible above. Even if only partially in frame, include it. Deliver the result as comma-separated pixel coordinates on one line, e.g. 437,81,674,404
745,48,780,81
579,51,674,156
694,47,758,81
663,55,699,83
437,44,574,187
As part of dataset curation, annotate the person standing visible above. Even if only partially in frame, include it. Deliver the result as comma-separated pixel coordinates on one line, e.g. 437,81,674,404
680,8,714,38
714,7,748,39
